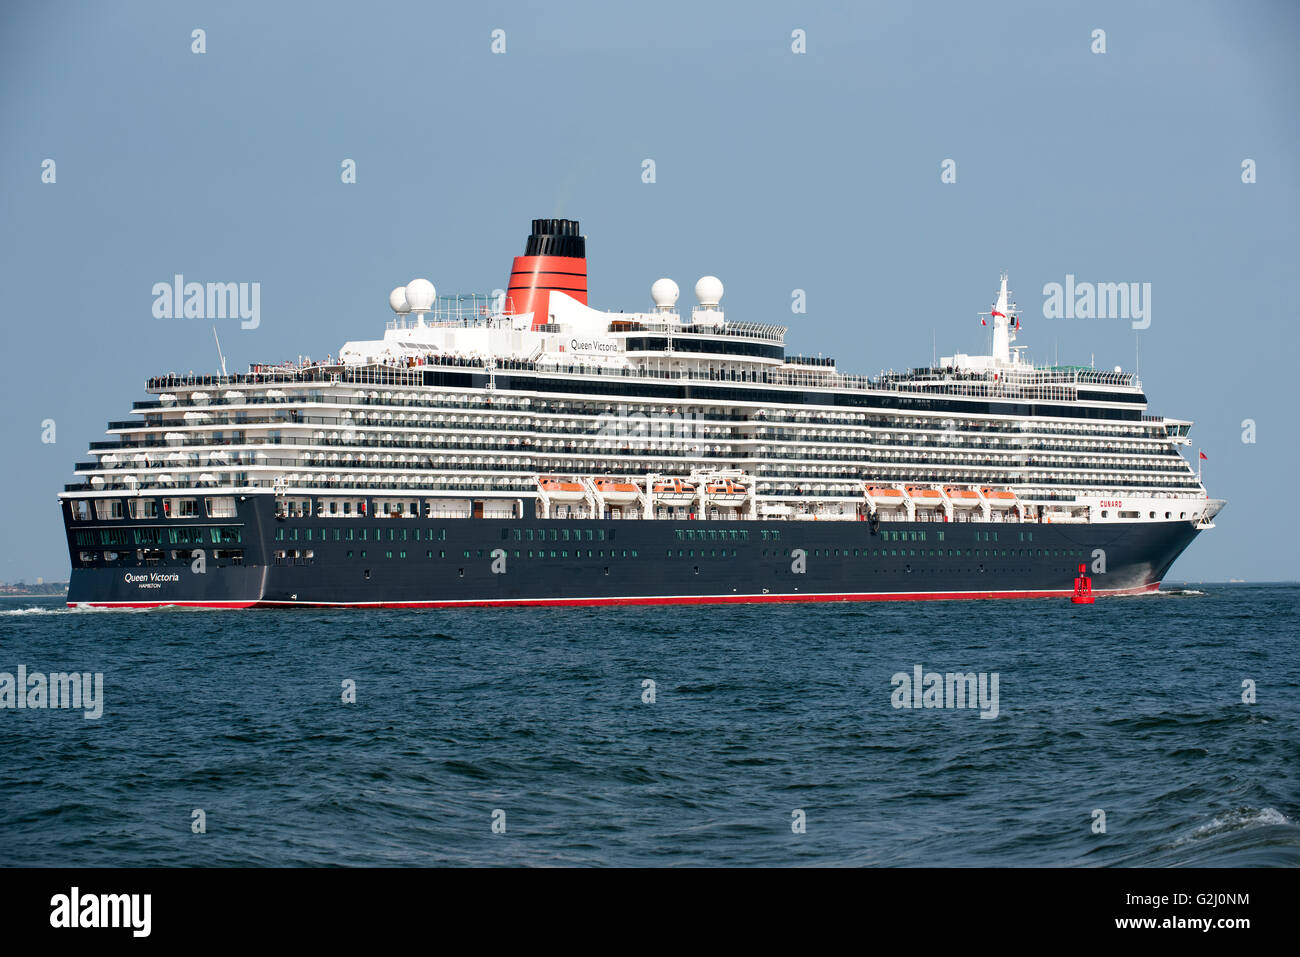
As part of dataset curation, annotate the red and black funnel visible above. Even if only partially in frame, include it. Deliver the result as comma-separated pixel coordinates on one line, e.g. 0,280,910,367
506,218,587,328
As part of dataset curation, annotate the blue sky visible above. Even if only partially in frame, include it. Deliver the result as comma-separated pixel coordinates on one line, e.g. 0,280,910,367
2,0,1296,582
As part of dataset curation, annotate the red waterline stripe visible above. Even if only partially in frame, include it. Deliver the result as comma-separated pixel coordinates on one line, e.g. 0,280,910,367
70,583,1159,610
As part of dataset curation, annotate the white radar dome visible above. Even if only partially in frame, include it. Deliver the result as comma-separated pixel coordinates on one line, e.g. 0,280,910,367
405,278,436,312
695,275,724,307
389,286,410,314
651,278,679,309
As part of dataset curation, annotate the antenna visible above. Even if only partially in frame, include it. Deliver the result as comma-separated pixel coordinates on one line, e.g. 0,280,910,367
212,325,228,378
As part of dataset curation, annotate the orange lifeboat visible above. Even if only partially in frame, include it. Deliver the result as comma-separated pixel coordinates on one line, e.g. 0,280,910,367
980,487,1018,508
944,486,982,506
593,479,639,503
865,485,905,501
538,477,585,502
653,477,696,504
905,486,943,502
704,479,748,503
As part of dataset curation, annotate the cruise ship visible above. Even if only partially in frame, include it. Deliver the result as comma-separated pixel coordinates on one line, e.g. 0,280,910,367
59,218,1223,607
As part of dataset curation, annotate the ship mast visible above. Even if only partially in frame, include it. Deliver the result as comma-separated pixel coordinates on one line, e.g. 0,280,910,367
988,271,1020,366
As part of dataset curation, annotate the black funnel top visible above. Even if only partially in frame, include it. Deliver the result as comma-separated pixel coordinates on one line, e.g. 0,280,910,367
525,218,585,258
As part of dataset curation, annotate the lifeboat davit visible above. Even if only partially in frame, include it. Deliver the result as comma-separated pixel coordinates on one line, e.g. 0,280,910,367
980,487,1018,508
593,479,639,503
653,477,696,504
705,479,748,503
538,478,585,502
944,486,982,506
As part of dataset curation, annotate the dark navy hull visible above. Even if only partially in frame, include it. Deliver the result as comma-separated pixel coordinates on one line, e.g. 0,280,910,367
63,495,1202,607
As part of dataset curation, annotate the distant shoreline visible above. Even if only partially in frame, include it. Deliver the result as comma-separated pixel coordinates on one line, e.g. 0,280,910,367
0,585,70,598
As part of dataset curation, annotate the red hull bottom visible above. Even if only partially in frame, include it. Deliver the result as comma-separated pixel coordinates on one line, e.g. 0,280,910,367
69,582,1160,610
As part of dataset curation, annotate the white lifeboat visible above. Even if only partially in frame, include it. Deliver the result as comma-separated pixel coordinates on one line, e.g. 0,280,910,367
980,487,1018,508
653,477,696,505
704,479,748,503
593,479,639,503
905,485,943,505
865,485,905,506
944,486,982,507
538,477,585,502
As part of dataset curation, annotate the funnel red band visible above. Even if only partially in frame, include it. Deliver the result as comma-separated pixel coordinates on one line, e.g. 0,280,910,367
506,253,588,327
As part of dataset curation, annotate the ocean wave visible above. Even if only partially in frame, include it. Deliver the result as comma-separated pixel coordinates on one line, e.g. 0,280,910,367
0,603,195,616
1170,807,1291,847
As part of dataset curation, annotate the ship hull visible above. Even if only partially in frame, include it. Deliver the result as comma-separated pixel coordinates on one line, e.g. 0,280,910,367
64,495,1201,608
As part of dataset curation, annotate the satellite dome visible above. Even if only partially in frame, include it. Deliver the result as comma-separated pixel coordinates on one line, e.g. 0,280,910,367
405,278,436,312
695,275,724,307
389,286,410,314
651,278,679,309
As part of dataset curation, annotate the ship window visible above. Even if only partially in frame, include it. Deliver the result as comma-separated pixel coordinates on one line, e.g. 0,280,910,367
1101,510,1108,518
1149,511,1156,518
347,550,353,558
71,500,92,521
127,498,157,520
164,497,198,518
386,551,393,559
94,499,124,521
206,497,237,518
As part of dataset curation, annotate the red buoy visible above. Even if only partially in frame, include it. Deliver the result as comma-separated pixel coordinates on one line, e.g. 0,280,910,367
1071,563,1095,603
